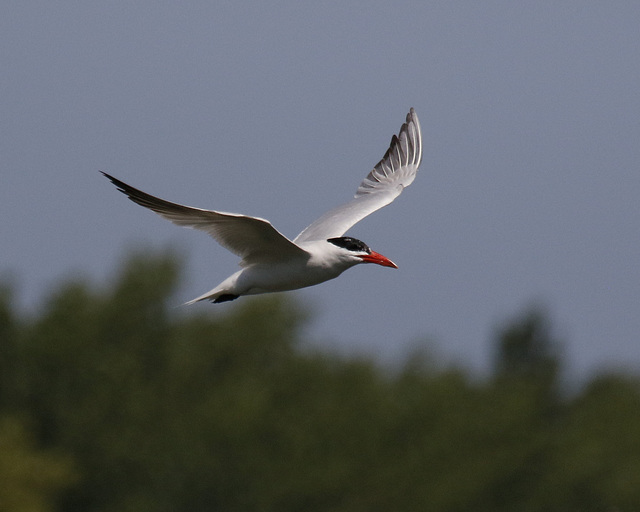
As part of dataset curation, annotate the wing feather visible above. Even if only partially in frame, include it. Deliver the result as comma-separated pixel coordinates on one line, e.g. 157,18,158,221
294,108,422,244
102,173,308,266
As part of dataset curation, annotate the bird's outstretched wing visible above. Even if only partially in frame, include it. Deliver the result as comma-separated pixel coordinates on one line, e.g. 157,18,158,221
102,172,309,266
294,108,422,244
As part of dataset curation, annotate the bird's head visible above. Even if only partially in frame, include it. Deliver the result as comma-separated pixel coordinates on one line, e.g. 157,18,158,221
326,237,397,269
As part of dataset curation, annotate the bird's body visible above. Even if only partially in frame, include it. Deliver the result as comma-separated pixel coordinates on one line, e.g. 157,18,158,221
103,108,422,304
192,244,341,304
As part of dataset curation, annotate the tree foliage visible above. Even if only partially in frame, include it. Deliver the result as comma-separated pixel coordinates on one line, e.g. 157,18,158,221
1,251,639,511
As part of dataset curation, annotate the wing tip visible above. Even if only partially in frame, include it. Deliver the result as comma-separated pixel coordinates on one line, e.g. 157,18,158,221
100,171,136,198
354,107,422,198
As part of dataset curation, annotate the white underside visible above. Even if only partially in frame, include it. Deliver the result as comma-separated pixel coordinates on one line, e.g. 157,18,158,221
185,247,353,304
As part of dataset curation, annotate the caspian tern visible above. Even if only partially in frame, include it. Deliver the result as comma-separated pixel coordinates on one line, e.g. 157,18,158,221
102,108,422,304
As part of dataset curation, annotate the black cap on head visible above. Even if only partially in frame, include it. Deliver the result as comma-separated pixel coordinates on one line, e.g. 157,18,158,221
327,237,371,254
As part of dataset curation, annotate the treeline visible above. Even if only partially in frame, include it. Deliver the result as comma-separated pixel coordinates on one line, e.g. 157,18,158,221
1,251,639,512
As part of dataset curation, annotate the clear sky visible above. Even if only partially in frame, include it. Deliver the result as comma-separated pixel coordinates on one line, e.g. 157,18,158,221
2,2,639,379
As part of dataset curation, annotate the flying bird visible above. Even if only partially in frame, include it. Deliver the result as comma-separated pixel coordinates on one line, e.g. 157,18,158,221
102,108,422,304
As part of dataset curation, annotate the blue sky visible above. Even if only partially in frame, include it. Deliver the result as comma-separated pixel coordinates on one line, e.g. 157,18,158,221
2,2,639,379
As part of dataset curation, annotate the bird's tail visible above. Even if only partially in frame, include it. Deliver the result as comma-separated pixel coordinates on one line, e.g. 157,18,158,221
184,270,243,305
184,288,237,305
184,281,243,305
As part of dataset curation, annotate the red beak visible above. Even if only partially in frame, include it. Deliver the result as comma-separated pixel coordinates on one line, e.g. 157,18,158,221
359,251,398,269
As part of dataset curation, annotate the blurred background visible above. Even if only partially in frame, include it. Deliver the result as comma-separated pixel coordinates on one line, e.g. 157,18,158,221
1,2,639,510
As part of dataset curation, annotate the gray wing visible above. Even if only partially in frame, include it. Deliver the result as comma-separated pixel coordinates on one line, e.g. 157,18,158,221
294,108,422,244
102,173,309,266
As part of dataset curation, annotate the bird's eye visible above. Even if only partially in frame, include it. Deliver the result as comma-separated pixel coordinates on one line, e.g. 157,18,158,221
327,237,371,253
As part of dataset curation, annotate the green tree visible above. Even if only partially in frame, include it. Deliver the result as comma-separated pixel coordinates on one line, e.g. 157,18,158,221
2,251,640,512
0,416,76,512
545,374,640,511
